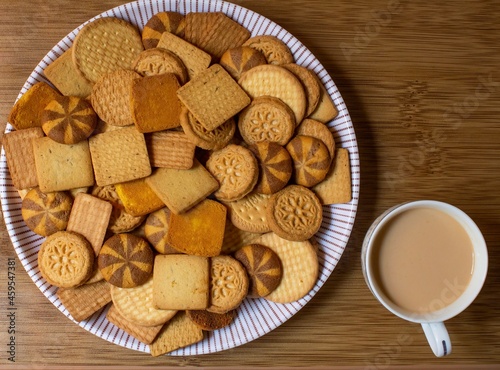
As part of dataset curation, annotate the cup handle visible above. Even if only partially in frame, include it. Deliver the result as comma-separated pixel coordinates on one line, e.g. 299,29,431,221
421,322,452,357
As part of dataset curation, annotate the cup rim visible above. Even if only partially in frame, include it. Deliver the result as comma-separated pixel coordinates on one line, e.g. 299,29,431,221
362,200,488,323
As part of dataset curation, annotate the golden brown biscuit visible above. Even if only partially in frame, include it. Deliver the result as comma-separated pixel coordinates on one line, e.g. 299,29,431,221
132,48,188,84
220,46,267,80
115,178,164,217
146,131,195,169
142,11,185,49
224,192,271,234
57,280,111,322
144,207,179,255
186,309,236,331
249,141,292,194
296,118,336,162
243,35,294,65
312,148,352,204
308,78,338,123
282,64,321,117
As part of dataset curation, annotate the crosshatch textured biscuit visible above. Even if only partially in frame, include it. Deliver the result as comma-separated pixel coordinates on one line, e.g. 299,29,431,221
90,69,141,127
8,82,61,130
72,17,144,83
177,64,250,131
89,126,151,187
142,11,185,49
43,48,94,98
146,131,195,169
3,127,44,189
57,280,111,322
130,73,182,133
38,231,95,288
184,12,251,59
66,193,113,255
243,35,294,65
115,178,165,217
224,192,271,233
22,187,73,237
132,48,188,84
220,46,268,80
144,207,179,254
238,64,306,124
282,63,321,117
32,137,95,193
256,232,318,303
157,32,211,80
312,148,352,204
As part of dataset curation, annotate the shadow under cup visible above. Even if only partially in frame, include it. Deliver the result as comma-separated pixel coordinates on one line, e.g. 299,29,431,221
361,200,488,356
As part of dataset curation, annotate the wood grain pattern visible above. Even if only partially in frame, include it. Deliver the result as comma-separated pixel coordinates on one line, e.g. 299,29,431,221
1,0,499,367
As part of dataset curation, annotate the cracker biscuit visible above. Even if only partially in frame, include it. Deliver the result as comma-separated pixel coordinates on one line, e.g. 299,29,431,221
186,309,236,331
90,69,141,127
224,192,271,233
184,12,250,59
106,304,163,345
238,96,296,146
98,233,154,288
308,78,338,123
57,280,111,322
221,220,262,254
206,144,258,202
238,64,306,124
255,232,318,303
145,159,218,214
249,141,292,194
42,95,97,144
72,17,143,83
312,148,352,204
111,277,177,327
179,106,236,151
208,255,249,314
142,11,185,49
89,126,151,187
220,46,267,80
296,118,336,161
2,127,44,189
157,32,211,80
243,35,294,65
130,73,182,133
177,64,250,131
115,178,164,217
286,135,331,187
167,199,226,257
267,185,323,241
66,193,113,255
32,137,95,193
38,231,95,288
132,48,188,84
234,243,283,298
22,187,73,237
153,254,210,310
43,48,93,98
282,64,321,117
146,131,195,169
149,312,204,357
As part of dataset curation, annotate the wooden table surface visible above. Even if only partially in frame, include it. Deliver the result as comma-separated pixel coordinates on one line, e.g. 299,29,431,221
1,0,499,368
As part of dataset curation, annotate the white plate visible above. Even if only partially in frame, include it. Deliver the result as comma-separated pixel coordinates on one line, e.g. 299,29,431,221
0,0,359,355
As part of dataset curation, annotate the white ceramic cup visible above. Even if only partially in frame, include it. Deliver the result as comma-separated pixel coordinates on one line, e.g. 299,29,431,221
361,200,488,357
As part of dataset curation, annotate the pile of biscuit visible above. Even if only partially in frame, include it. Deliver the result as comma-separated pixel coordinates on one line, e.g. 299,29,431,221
3,11,351,356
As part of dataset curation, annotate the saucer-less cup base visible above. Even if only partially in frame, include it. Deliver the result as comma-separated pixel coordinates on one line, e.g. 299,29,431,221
361,200,488,357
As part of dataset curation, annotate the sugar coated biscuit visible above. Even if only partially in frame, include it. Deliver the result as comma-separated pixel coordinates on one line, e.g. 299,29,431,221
249,141,292,194
220,46,267,80
286,135,331,187
3,127,44,189
312,148,352,204
234,243,283,298
238,96,296,146
57,280,111,322
208,255,248,313
72,17,143,83
243,35,294,65
42,95,97,144
98,233,154,288
142,11,185,49
255,232,318,303
38,231,95,288
224,192,271,233
267,185,323,241
186,309,236,331
22,187,73,237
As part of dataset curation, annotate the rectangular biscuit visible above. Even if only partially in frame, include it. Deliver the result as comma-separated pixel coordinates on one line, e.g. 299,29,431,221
149,312,204,357
157,32,211,80
313,148,352,204
146,131,195,169
115,177,165,216
177,64,250,131
57,280,111,322
106,304,163,345
66,193,113,255
2,127,44,189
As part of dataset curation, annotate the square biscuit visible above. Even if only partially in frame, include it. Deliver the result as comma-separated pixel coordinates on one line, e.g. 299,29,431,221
57,280,111,322
177,64,250,131
115,177,165,216
32,137,95,192
153,254,209,310
3,127,44,189
313,148,352,204
89,126,151,187
145,159,218,214
146,131,195,169
157,32,211,81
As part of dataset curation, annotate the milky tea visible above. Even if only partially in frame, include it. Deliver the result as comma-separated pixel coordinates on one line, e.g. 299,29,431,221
370,207,474,314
